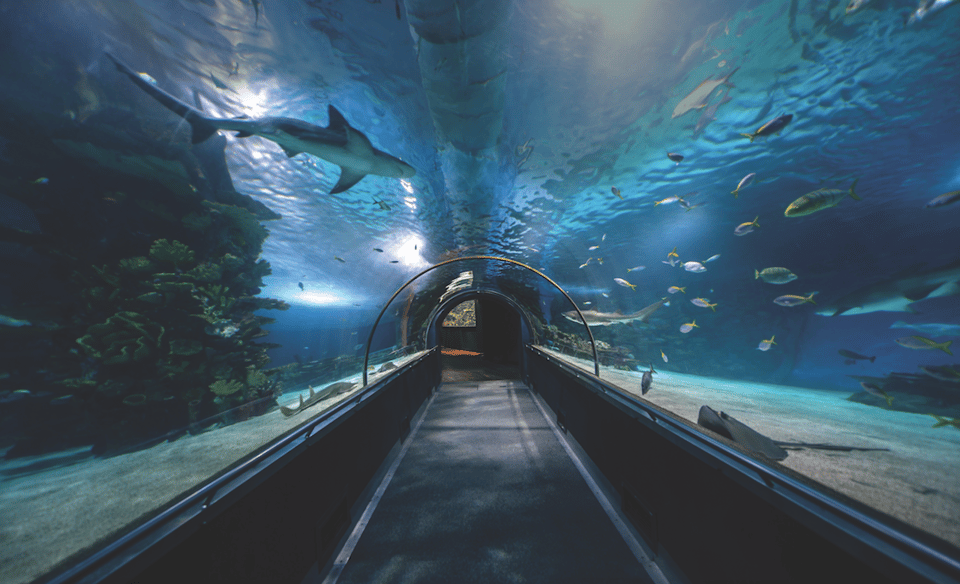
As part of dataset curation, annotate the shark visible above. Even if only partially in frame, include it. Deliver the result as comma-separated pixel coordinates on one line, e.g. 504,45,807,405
561,297,667,327
105,53,415,194
815,260,960,317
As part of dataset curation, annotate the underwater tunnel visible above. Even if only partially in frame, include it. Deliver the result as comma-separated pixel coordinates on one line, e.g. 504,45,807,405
1,1,960,584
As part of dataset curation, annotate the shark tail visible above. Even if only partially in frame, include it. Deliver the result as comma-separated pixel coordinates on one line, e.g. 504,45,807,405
869,355,876,363
106,52,219,144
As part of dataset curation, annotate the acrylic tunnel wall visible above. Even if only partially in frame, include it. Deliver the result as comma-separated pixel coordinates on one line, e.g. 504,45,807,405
2,1,960,583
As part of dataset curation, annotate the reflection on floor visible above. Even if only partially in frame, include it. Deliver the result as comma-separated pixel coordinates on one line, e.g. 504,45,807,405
440,349,520,382
329,380,653,584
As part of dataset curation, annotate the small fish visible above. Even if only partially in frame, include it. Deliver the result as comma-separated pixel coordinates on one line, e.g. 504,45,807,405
667,246,679,259
860,382,894,407
734,216,759,236
704,254,720,263
838,349,875,363
602,234,606,242
890,321,960,337
655,195,684,206
918,365,960,383
601,292,610,298
579,258,592,269
662,258,680,267
589,245,600,251
680,320,699,333
667,152,684,165
136,72,158,85
627,266,645,272
924,190,960,209
50,395,74,406
785,179,861,217
583,301,592,305
846,0,872,14
207,71,229,90
334,256,346,263
596,257,604,265
908,0,958,24
758,335,777,351
741,114,793,142
774,293,817,307
661,350,668,363
390,260,399,263
755,267,797,284
683,261,706,273
374,199,391,211
927,415,960,430
298,282,304,290
668,286,685,294
0,314,32,327
731,173,755,198
252,0,262,27
614,278,636,290
895,336,953,355
374,248,384,252
32,177,49,185
691,298,717,311
641,364,655,395
679,199,702,212
611,186,623,200
395,0,401,20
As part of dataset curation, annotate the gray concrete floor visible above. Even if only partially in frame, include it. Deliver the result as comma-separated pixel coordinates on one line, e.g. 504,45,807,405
331,380,654,584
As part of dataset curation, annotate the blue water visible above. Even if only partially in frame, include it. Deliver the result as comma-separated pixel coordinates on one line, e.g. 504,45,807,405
0,0,958,442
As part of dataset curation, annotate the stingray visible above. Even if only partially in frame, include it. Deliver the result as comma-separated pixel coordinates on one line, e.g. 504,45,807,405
696,406,888,461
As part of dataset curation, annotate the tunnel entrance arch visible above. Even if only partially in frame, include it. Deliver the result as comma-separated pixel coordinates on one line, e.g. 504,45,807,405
427,289,532,381
362,256,600,386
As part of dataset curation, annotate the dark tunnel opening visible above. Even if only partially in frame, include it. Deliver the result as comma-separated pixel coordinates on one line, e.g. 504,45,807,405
435,295,523,382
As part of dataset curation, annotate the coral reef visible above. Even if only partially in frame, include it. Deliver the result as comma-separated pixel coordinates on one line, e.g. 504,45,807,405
0,144,287,458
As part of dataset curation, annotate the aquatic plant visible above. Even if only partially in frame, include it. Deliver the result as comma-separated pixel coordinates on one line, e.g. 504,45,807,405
119,256,155,274
210,379,244,396
149,239,195,269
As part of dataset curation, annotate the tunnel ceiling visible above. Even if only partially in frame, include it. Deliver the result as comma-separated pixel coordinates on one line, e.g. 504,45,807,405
0,0,958,326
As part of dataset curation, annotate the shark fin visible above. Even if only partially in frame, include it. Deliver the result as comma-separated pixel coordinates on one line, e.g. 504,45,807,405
327,105,351,133
331,167,366,194
281,145,301,158
903,284,943,302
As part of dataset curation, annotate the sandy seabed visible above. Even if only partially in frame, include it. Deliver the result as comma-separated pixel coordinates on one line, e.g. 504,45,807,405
0,353,424,584
538,348,960,552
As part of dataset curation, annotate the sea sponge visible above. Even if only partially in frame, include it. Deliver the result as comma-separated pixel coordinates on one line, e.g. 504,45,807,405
149,239,195,269
210,379,243,396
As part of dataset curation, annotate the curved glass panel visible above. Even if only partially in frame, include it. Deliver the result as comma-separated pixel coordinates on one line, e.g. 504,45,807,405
0,1,958,582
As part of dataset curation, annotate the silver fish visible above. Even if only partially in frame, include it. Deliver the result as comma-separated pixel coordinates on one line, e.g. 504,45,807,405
731,173,755,198
924,190,960,208
684,261,706,273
